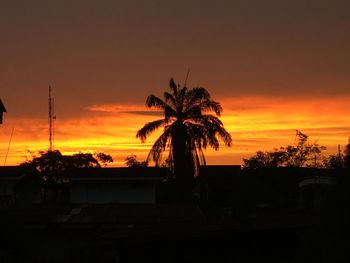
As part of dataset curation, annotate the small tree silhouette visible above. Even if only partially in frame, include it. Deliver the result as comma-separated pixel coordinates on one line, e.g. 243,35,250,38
243,130,326,169
125,154,148,167
96,152,114,167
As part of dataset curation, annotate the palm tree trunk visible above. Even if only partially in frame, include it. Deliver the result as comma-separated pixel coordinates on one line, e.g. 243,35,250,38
172,124,194,201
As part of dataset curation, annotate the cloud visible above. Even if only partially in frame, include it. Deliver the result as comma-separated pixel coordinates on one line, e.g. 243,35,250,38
1,97,350,166
86,104,162,116
121,111,163,116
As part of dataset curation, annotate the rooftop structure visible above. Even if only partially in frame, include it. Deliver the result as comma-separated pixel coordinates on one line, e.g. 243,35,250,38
0,99,7,124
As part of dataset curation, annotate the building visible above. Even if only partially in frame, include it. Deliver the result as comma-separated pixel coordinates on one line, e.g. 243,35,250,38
198,165,242,203
13,167,169,205
0,166,25,207
65,167,168,204
0,99,6,124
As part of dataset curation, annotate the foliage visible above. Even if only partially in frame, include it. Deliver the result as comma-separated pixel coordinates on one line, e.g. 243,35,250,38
96,152,114,167
243,130,326,169
160,155,174,171
136,78,232,184
242,150,286,169
323,154,343,169
323,138,350,169
66,152,101,168
125,154,148,167
20,150,112,182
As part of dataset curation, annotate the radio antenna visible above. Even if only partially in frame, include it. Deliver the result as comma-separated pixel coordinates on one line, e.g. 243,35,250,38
184,69,190,87
48,86,55,151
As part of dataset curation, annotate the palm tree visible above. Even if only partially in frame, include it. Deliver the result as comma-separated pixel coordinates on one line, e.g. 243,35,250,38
136,78,232,187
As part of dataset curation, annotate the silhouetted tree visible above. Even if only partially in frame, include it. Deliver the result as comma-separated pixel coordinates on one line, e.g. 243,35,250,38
283,130,326,167
323,154,343,169
243,150,286,169
136,78,232,191
21,150,104,182
96,152,114,167
21,150,64,182
66,152,101,169
322,138,350,169
125,154,148,167
20,150,110,203
243,130,326,169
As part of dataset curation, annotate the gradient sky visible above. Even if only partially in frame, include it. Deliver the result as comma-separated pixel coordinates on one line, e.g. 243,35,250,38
1,0,350,166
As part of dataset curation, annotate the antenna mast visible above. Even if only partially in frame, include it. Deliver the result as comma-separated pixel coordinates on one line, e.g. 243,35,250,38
184,69,190,87
48,86,54,151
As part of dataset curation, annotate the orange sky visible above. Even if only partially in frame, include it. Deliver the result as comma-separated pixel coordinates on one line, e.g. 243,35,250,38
1,1,350,166
1,96,349,166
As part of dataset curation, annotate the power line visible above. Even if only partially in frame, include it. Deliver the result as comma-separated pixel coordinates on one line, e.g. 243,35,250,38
4,127,14,166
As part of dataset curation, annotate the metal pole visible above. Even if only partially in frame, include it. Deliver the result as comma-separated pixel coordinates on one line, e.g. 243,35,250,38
49,86,53,151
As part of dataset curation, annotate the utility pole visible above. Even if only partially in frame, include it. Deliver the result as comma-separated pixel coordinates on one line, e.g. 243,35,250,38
338,144,342,166
314,155,317,167
184,69,190,87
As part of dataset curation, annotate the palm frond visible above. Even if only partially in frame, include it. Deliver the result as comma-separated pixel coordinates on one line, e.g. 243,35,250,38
185,115,231,149
190,114,223,124
147,127,172,165
185,122,208,149
201,100,222,116
216,127,233,146
187,87,210,101
169,78,178,97
146,94,177,118
184,106,202,118
146,94,166,108
163,92,177,109
183,88,222,116
136,119,168,143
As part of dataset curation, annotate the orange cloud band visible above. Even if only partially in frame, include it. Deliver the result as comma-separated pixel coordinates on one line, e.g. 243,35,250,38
1,96,349,166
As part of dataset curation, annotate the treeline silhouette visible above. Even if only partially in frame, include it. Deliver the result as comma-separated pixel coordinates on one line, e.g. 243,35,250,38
244,130,350,169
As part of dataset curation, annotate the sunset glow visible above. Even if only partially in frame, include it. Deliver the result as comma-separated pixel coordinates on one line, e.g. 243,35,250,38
1,1,349,167
1,96,349,166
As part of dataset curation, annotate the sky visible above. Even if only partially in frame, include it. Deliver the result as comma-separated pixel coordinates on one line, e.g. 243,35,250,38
1,0,350,166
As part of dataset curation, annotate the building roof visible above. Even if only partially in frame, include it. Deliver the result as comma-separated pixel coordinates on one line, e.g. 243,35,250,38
65,167,169,182
199,165,242,180
0,166,26,180
299,176,336,187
